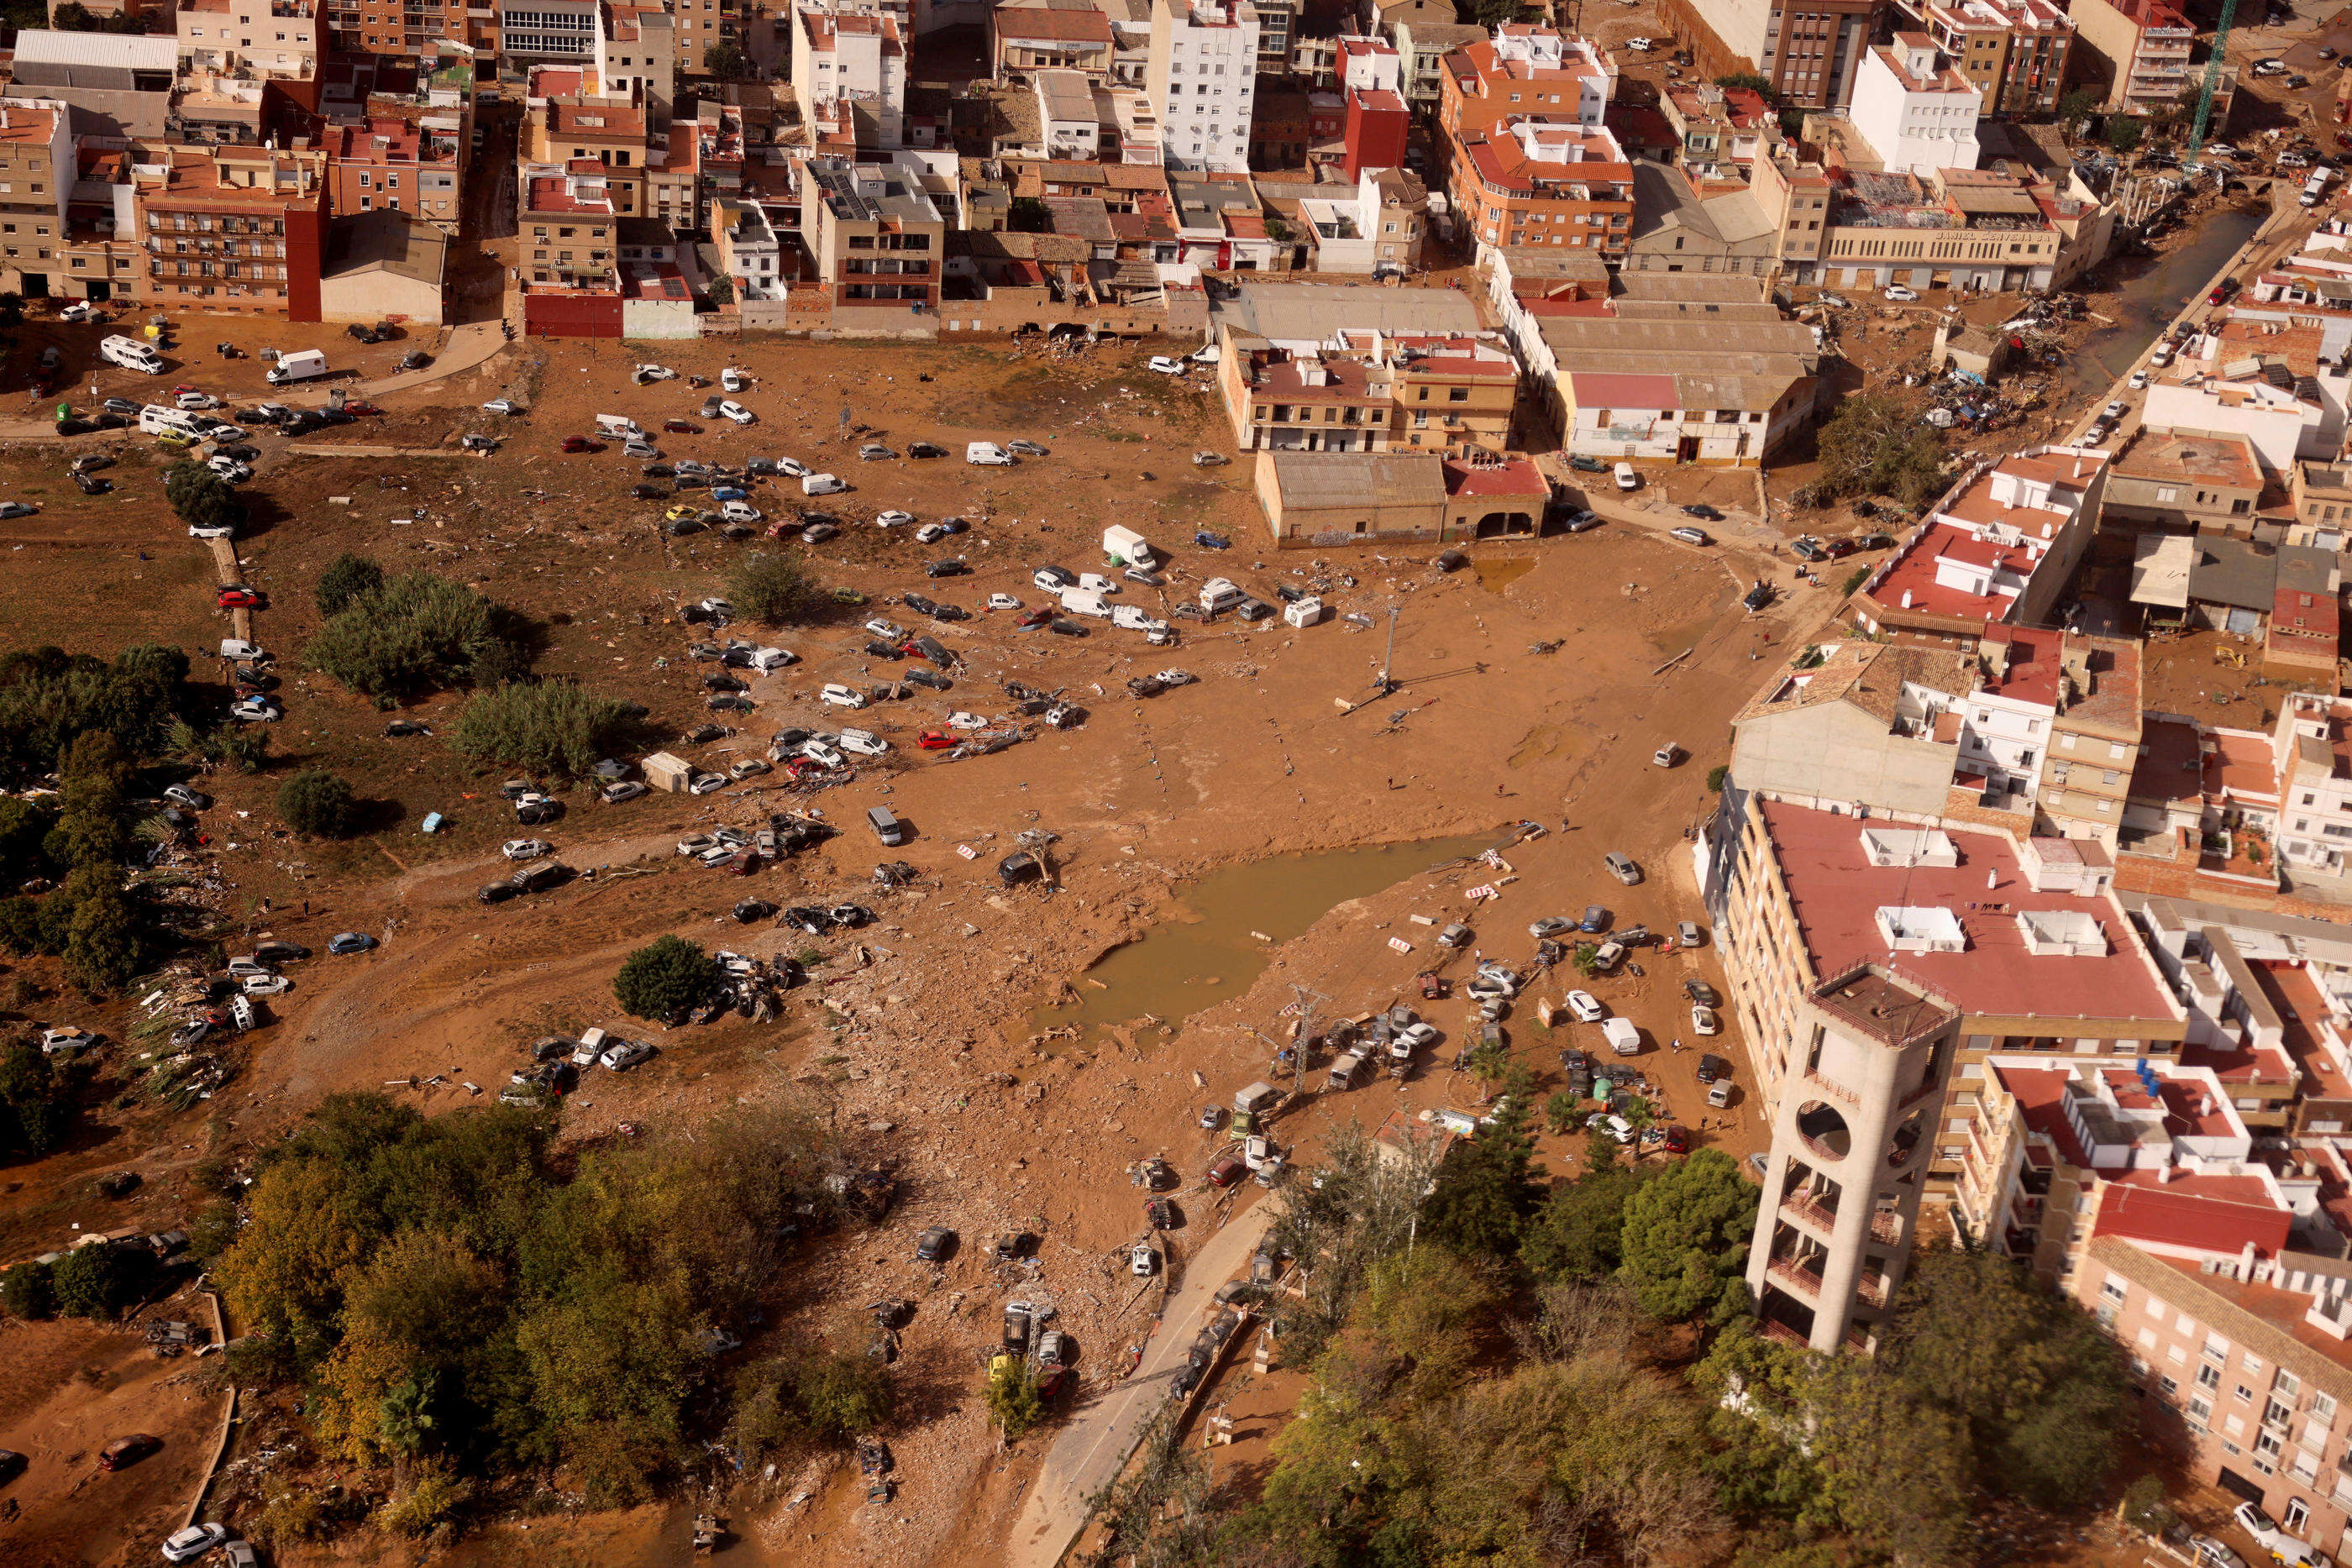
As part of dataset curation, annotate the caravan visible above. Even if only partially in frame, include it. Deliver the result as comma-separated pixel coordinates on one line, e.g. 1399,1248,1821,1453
595,414,645,440
139,404,205,439
101,335,165,374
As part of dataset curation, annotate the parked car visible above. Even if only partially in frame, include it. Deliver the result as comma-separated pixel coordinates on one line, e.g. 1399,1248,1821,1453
328,932,376,955
98,1434,161,1471
1684,978,1720,1007
1565,989,1605,1023
1883,284,1920,302
1604,852,1643,885
915,1225,956,1261
1668,527,1711,546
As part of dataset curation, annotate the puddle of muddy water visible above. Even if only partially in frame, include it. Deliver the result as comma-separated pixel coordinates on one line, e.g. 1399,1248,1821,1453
1032,831,1505,1046
1473,558,1536,594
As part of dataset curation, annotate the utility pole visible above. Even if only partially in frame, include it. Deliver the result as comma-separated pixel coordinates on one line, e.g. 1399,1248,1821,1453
1375,606,1400,695
1287,982,1331,1101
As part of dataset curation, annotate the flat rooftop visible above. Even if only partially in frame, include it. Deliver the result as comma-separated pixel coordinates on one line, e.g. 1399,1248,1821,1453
1757,799,2177,1025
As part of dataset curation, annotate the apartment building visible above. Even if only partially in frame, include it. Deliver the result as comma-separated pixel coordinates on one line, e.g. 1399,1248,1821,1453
1665,0,1885,111
801,153,945,318
176,0,320,79
793,0,909,149
332,0,497,58
520,165,617,287
1391,18,1483,107
992,0,1116,81
0,102,71,299
1448,118,1633,261
1217,328,1518,455
2103,430,2267,533
1146,0,1259,173
711,193,788,297
2071,0,2233,120
1848,447,2108,642
1437,24,1611,151
322,110,465,233
134,143,328,317
1917,0,2073,117
2042,632,2146,847
2271,695,2352,897
597,5,678,125
1848,34,1982,176
2292,462,2352,553
1659,82,1777,181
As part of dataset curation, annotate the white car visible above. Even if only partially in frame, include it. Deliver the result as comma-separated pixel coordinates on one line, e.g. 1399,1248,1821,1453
1593,1113,1634,1143
2103,400,2129,421
2129,370,2150,390
1692,1004,1719,1036
750,647,796,670
228,696,280,722
175,391,219,410
1613,461,1639,491
1076,573,1121,595
875,510,915,527
802,473,848,496
1130,1243,1158,1276
986,593,1023,611
776,456,809,478
163,1524,232,1563
2233,1503,2324,1568
189,521,237,540
1147,356,1187,375
946,711,988,730
722,367,748,392
719,400,755,425
914,522,949,544
1564,990,1605,1023
242,973,291,996
727,758,770,779
502,838,553,861
1652,742,1680,768
864,617,906,640
39,1025,101,1055
60,301,93,323
482,398,523,415
800,739,845,768
837,728,888,756
1883,284,1920,302
1624,35,1652,49
722,501,763,524
207,455,251,483
687,771,727,794
634,364,677,381
966,442,1015,466
599,1038,656,1071
820,683,868,709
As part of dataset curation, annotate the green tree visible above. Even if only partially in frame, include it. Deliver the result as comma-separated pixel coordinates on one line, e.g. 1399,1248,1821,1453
1706,763,1730,792
1715,73,1773,96
728,553,827,627
277,769,358,838
316,553,386,618
987,1357,1044,1440
2057,86,2100,129
1614,1148,1757,1324
613,935,717,1023
63,876,144,995
1520,1164,1647,1282
1814,392,1947,508
1421,1093,1543,1260
450,680,633,780
306,569,525,701
1007,197,1050,233
791,1350,893,1440
164,461,245,537
2106,114,2145,155
52,1241,144,1319
0,1038,72,1155
0,1258,54,1319
703,39,751,79
1805,1353,1975,1566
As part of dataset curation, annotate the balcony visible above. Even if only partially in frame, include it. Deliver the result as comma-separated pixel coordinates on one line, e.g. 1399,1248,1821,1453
1856,1272,1889,1309
1767,1256,1825,1298
1781,1191,1840,1234
1871,1207,1904,1245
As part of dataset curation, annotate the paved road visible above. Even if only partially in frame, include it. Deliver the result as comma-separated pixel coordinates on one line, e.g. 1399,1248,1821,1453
1005,1193,1280,1568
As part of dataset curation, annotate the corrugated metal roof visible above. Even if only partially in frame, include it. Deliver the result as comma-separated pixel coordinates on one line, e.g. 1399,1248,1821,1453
12,28,176,70
1269,451,1446,510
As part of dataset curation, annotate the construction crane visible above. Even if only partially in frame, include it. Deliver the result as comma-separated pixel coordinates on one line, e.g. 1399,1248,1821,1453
2185,0,2240,160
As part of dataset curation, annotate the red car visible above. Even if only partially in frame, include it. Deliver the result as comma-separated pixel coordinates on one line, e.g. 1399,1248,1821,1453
727,848,759,876
917,730,954,750
98,1434,160,1471
1205,1155,1247,1189
341,400,383,416
1416,971,1448,999
217,588,262,609
560,435,601,454
1017,606,1053,628
1660,1125,1691,1156
663,419,701,434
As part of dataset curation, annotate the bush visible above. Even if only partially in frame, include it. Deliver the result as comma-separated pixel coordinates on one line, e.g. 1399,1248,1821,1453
315,553,385,618
0,1039,72,1155
375,1463,475,1539
451,681,635,780
277,770,357,838
729,553,827,626
1705,763,1729,793
51,1242,145,1319
0,643,192,779
220,726,272,774
0,1258,54,1319
792,1350,893,1440
986,1360,1044,1440
306,570,525,701
164,462,246,538
613,936,717,1022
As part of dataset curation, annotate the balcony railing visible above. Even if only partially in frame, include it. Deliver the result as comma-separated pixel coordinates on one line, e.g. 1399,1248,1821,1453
1781,1192,1840,1233
1871,1207,1904,1245
1767,1257,1824,1298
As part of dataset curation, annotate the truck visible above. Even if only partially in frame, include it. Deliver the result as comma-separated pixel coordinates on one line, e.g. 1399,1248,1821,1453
642,751,693,793
1232,1080,1282,1133
101,334,165,374
1102,525,1158,570
1200,577,1244,615
265,348,330,385
1058,587,1109,619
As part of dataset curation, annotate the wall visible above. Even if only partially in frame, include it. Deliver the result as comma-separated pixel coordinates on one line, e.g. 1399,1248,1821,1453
318,268,444,324
523,290,622,337
1731,703,1962,820
622,295,698,338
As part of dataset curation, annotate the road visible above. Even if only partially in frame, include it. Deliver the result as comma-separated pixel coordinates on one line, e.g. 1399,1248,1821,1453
1004,1192,1280,1568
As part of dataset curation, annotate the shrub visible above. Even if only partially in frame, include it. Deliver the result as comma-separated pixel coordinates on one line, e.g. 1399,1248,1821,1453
277,770,357,838
0,1258,54,1319
450,681,635,780
219,727,272,774
1706,763,1729,793
986,1360,1044,1440
0,1038,71,1155
306,570,524,701
729,553,827,626
613,936,717,1022
315,553,385,618
52,1242,145,1319
792,1350,893,1440
164,463,246,538
375,1463,475,1539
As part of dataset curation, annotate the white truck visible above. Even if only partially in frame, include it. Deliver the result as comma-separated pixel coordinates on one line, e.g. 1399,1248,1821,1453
1200,577,1244,615
101,334,165,374
1102,524,1158,570
265,348,330,385
1058,587,1110,618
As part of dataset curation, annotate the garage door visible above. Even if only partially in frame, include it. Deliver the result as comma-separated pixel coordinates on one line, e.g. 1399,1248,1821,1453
2218,1467,2267,1506
2227,608,2261,637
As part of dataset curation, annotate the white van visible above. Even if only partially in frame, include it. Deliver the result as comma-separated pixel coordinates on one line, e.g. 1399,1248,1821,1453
2303,169,2334,207
1283,595,1323,628
570,1026,608,1068
265,349,329,385
595,413,644,439
139,404,204,438
1103,524,1158,569
101,334,164,374
966,442,1015,466
1059,587,1110,618
1614,462,1640,491
1200,577,1244,614
1600,1017,1641,1056
1110,604,1167,632
802,473,848,496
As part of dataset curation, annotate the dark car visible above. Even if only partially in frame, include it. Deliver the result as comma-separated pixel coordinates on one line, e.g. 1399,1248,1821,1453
400,350,433,370
93,412,129,430
914,1225,956,1261
1790,537,1827,562
102,396,139,416
906,668,950,690
1567,454,1608,474
1683,978,1720,1008
1205,1155,1247,1188
1048,618,1089,637
1681,503,1722,521
479,880,522,904
633,483,669,500
1696,1053,1730,1083
900,592,938,616
1852,532,1894,550
328,931,377,955
864,638,905,660
73,471,112,495
1144,1196,1180,1230
98,1434,161,1471
1578,904,1609,933
908,441,947,459
930,602,969,622
1195,531,1231,550
927,559,970,578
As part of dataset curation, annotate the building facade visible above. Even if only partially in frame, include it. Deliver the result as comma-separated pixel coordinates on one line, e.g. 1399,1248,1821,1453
1146,0,1260,173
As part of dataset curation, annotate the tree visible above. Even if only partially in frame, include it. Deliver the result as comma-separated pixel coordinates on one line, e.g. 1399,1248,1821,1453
1705,763,1730,792
307,570,525,701
2106,114,2145,155
729,553,827,627
1804,1353,1974,1566
164,461,245,538
52,1241,145,1319
1007,197,1050,233
1614,1149,1757,1324
0,1039,72,1156
1472,0,1518,26
1,1258,54,1319
613,935,717,1022
1715,73,1773,96
316,553,386,618
2058,86,2100,130
63,877,144,995
1421,1092,1543,1259
987,1356,1045,1440
790,1350,893,1440
1520,1165,1647,1282
702,39,752,79
1813,392,1947,509
277,769,358,838
450,680,635,780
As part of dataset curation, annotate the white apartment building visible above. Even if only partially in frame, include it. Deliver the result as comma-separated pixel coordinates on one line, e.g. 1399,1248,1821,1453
1487,22,1610,124
1848,33,1982,177
596,8,675,128
176,0,320,80
2276,694,2352,887
1033,68,1100,160
499,0,597,58
1147,0,1259,173
794,0,910,150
